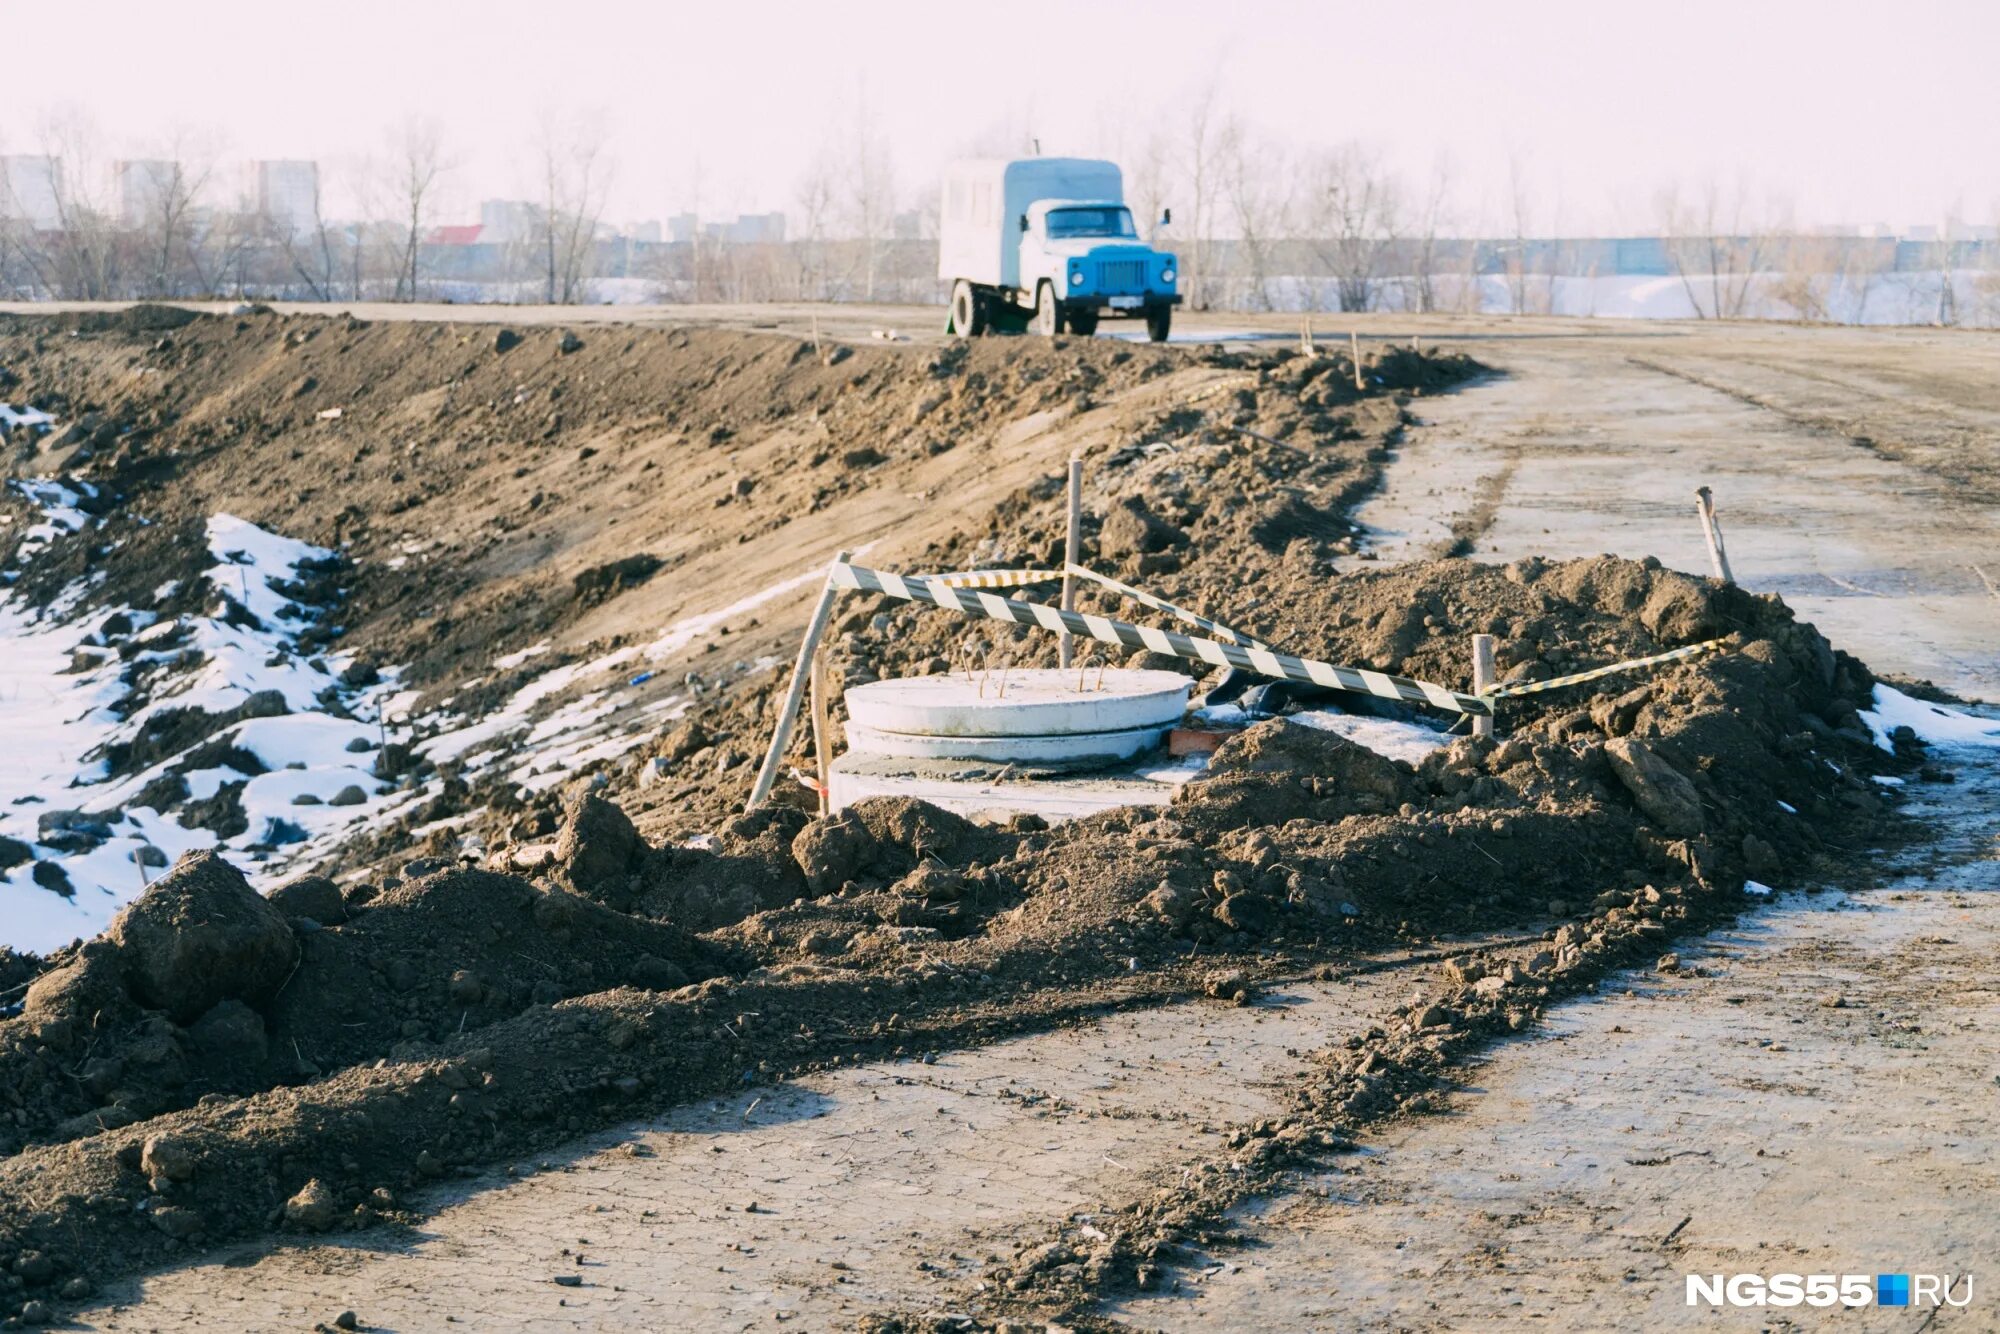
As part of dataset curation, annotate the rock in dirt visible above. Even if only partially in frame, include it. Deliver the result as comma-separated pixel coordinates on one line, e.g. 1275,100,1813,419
554,790,645,897
1602,737,1705,836
266,875,347,923
791,797,992,895
141,1134,198,1184
1204,969,1254,1004
1098,495,1185,559
108,852,297,1023
1183,719,1411,826
492,328,522,354
284,1178,339,1232
149,1205,204,1238
188,998,270,1067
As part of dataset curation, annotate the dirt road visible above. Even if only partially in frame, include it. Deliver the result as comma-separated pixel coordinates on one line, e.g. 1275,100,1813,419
1353,322,2000,700
1108,750,2000,1332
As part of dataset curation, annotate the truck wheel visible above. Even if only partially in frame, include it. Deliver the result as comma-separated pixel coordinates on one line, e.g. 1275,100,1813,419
1067,310,1099,336
951,281,988,337
1034,282,1066,337
1145,305,1172,343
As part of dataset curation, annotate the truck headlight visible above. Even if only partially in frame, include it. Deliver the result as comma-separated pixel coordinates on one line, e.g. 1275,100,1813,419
1161,266,1176,284
1069,269,1084,287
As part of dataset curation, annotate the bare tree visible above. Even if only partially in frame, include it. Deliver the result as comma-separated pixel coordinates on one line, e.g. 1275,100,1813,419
1504,153,1534,316
1217,118,1287,311
1406,156,1454,314
792,146,837,301
22,111,121,300
381,117,450,303
1766,230,1838,323
276,162,346,300
123,127,223,296
1304,143,1400,313
1657,177,1772,320
534,109,613,304
1930,217,1959,326
1177,76,1227,310
839,93,896,302
1841,235,1892,324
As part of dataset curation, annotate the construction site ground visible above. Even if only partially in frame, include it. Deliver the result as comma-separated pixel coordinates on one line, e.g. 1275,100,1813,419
0,303,1994,1333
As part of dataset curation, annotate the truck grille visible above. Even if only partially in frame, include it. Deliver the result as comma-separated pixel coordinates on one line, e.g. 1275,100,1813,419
1096,259,1148,293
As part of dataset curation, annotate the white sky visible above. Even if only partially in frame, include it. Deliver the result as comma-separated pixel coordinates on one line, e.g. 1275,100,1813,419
4,0,1995,234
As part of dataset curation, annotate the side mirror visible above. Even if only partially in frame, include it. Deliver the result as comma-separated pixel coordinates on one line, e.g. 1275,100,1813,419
1160,207,1172,226
1019,213,1029,234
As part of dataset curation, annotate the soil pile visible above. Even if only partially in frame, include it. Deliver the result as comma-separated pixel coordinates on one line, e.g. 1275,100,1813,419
0,311,1937,1323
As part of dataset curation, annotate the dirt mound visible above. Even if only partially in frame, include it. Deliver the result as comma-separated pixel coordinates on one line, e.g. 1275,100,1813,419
106,852,298,1022
0,312,1928,1324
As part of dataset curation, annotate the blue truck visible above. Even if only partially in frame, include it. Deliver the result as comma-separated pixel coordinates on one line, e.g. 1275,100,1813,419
938,157,1179,341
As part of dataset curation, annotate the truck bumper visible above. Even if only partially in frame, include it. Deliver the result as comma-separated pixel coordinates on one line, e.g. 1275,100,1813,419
1069,293,1180,314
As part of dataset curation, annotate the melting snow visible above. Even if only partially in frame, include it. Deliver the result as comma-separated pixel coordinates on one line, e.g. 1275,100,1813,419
1,502,421,954
1859,684,2000,753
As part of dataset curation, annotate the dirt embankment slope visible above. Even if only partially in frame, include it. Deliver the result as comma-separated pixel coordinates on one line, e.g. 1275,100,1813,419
0,307,1937,1325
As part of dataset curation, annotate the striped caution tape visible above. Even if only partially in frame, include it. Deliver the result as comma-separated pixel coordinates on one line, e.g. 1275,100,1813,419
831,561,1492,718
916,564,1267,649
918,569,1065,589
1482,638,1729,700
1062,562,1270,651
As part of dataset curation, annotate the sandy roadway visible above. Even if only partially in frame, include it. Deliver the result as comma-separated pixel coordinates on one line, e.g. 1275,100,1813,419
1108,750,2000,1332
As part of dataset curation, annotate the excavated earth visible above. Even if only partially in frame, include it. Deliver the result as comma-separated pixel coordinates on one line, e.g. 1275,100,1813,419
0,307,1940,1328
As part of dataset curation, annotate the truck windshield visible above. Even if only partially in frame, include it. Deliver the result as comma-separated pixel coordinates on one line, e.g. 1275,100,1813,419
1045,207,1137,239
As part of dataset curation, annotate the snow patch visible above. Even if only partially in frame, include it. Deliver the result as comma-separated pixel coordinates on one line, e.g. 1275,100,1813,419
1859,684,2000,753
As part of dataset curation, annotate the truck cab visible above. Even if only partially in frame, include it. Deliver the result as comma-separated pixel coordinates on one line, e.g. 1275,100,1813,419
939,158,1179,341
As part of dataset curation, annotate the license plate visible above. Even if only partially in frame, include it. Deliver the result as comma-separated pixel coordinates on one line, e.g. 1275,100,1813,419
1109,296,1142,309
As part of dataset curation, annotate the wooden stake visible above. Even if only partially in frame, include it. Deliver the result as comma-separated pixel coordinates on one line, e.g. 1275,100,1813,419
1059,455,1082,670
1301,316,1316,356
809,649,833,816
746,548,849,812
1350,330,1365,390
1471,633,1497,739
1693,486,1734,585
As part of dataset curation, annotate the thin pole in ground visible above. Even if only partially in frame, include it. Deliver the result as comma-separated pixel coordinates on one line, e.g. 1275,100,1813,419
1693,485,1735,585
746,548,850,812
1471,633,1497,739
1059,455,1082,672
1350,330,1365,390
809,648,833,816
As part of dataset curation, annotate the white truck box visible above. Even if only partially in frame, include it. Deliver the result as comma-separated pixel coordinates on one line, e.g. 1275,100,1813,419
937,158,1124,290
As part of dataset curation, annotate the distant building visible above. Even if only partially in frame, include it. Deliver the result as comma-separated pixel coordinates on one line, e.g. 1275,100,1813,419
0,155,63,230
479,199,540,245
427,224,484,246
726,212,786,244
255,160,320,237
667,212,699,244
627,219,661,243
117,160,178,228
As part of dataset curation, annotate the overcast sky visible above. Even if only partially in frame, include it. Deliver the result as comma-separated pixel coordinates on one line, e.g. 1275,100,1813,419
5,0,1994,234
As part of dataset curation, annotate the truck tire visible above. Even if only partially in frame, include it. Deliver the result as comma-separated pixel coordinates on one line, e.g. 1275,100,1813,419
951,281,988,337
1145,305,1172,343
1067,309,1099,336
1034,282,1065,337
